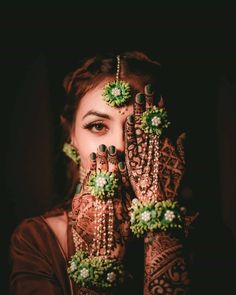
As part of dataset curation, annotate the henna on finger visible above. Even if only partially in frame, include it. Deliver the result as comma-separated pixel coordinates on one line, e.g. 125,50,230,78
108,145,118,172
144,84,154,110
96,144,108,171
125,115,139,160
134,93,145,129
89,152,97,171
70,143,133,269
118,161,130,189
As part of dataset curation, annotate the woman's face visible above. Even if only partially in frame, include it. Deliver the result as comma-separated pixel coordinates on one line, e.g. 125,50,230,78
71,80,134,171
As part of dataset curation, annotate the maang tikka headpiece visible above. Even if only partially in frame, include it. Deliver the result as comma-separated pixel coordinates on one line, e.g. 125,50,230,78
102,55,131,110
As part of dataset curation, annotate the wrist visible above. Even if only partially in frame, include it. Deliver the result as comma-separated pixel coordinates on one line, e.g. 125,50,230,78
129,198,185,238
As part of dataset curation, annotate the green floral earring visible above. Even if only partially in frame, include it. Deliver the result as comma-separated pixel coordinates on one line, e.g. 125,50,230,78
63,142,80,165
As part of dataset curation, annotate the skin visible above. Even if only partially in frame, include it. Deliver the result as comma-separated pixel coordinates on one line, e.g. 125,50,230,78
125,87,191,294
70,79,135,263
49,79,191,294
71,78,134,171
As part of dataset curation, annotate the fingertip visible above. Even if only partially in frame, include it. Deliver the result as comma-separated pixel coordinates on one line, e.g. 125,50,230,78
127,115,135,124
181,132,187,140
75,183,82,193
145,84,154,95
118,161,126,171
98,144,107,153
135,93,145,104
89,152,96,160
108,145,116,155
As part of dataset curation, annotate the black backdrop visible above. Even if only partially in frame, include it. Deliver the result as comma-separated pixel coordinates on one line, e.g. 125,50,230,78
1,4,236,294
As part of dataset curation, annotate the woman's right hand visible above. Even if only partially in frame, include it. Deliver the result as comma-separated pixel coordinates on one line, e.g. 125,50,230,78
71,144,131,260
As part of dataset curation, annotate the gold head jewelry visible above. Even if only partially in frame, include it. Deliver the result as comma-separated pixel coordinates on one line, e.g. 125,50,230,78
102,55,131,110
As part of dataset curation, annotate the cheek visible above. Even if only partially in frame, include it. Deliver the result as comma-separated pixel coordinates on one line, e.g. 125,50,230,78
76,135,96,170
76,133,120,170
75,131,105,170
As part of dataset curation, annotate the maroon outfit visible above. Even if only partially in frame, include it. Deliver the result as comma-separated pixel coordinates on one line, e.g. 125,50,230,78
9,204,143,295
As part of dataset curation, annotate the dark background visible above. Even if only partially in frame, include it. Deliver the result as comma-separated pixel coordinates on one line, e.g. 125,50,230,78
1,4,236,294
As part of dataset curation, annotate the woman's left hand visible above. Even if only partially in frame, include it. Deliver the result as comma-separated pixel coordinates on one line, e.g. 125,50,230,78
71,144,131,259
124,84,185,202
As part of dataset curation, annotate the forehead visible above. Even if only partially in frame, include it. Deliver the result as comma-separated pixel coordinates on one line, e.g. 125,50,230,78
76,80,134,119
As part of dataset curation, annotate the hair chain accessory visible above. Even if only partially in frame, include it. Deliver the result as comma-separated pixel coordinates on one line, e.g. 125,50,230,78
102,55,131,108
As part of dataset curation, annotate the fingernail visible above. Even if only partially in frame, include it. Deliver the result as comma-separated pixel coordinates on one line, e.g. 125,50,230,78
90,152,96,160
108,145,116,155
118,162,125,170
99,144,106,152
75,183,82,193
128,115,134,124
135,93,145,104
145,84,153,94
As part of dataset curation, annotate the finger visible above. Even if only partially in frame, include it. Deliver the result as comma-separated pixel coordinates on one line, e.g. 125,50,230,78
82,153,97,189
108,145,118,172
144,84,154,110
134,93,145,127
176,132,186,163
118,161,130,188
157,95,164,108
125,115,137,160
96,144,108,172
89,152,97,171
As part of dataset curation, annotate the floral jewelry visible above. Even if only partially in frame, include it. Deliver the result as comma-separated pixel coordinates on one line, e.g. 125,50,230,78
102,55,131,107
68,170,125,290
63,142,80,165
68,250,125,289
141,105,170,135
88,171,118,200
130,198,184,237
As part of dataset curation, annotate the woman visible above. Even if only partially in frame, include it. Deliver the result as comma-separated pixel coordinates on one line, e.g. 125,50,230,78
10,51,195,294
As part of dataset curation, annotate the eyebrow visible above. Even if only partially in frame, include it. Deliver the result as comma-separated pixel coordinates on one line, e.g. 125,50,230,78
82,110,111,120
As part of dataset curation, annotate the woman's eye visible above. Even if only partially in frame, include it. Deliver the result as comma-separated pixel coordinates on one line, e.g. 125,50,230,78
83,122,108,134
92,123,105,131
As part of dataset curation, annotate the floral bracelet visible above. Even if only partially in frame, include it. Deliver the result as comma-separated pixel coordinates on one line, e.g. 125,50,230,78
68,251,125,289
130,199,184,237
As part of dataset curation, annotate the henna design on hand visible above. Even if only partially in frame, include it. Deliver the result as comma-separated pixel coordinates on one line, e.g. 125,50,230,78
157,136,185,200
124,84,192,294
125,88,185,201
144,232,190,295
71,144,131,259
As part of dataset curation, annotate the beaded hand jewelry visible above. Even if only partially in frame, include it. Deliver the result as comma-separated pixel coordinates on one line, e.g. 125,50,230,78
136,98,170,200
68,172,125,290
102,55,131,111
129,98,186,237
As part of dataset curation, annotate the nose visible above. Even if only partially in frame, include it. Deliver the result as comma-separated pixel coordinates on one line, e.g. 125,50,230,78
112,130,125,154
